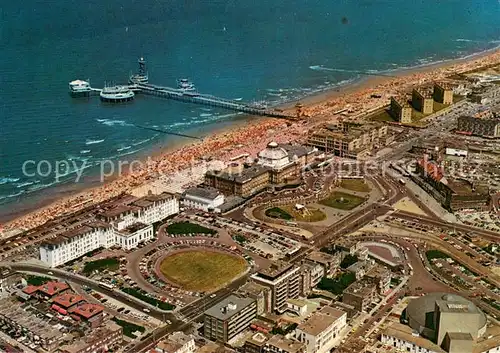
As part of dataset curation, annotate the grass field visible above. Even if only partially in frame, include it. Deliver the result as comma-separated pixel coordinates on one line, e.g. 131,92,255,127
83,257,120,274
280,205,326,222
159,250,248,292
370,109,396,122
265,207,293,220
339,179,371,193
112,317,145,338
165,221,216,235
320,191,366,210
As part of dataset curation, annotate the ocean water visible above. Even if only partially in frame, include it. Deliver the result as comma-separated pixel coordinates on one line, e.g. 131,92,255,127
0,0,499,221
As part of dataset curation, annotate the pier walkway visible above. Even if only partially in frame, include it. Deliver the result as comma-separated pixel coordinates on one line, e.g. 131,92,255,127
135,83,296,119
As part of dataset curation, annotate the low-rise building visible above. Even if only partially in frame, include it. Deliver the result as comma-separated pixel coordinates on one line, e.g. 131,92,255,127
295,306,347,353
153,332,196,353
365,267,391,295
59,320,123,353
69,303,104,328
306,251,341,277
307,121,390,159
251,262,301,313
457,115,500,138
390,96,412,123
412,88,434,114
414,157,490,211
286,298,308,317
346,260,374,280
244,332,269,353
182,187,225,212
52,292,85,310
265,334,305,353
342,280,377,312
204,295,257,343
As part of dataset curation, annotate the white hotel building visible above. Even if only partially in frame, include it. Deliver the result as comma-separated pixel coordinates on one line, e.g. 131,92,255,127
40,193,179,267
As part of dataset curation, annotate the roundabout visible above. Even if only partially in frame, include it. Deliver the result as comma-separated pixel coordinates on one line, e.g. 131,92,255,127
156,248,248,292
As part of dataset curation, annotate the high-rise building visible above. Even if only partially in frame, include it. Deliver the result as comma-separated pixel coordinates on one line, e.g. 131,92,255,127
203,295,257,343
390,96,413,123
433,82,454,105
250,262,301,313
412,88,434,114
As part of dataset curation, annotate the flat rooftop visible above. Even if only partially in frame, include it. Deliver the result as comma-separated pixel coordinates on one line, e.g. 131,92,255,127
344,280,376,297
266,334,304,353
116,222,150,236
184,187,221,200
254,261,296,281
297,306,346,336
207,164,270,184
307,251,339,265
204,295,254,321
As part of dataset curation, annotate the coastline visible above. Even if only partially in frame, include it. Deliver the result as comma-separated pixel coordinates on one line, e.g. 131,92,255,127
1,47,500,232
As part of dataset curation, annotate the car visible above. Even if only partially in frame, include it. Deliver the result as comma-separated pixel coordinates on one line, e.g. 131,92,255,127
124,309,130,314
117,307,125,312
210,294,217,298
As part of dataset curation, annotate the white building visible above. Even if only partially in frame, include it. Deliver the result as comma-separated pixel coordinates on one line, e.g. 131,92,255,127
114,223,154,250
154,332,196,353
39,193,179,267
39,223,113,268
182,187,225,212
295,307,347,353
258,142,293,169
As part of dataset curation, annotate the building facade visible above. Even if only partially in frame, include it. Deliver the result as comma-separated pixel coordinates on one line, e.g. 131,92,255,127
412,88,434,114
59,321,123,353
265,335,305,353
251,262,301,313
457,115,500,138
295,307,347,353
433,83,454,105
40,193,179,267
390,96,412,123
204,295,257,343
307,122,390,160
342,280,377,312
182,187,225,212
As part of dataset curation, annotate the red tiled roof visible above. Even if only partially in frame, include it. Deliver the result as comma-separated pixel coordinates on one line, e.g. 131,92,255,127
69,303,104,319
52,292,85,308
38,281,69,296
22,285,40,295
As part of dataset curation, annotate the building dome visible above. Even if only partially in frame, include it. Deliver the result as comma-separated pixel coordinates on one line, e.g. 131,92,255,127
405,293,487,342
258,142,290,168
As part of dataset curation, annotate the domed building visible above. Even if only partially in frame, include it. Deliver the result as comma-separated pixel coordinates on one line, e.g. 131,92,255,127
381,293,497,353
205,142,316,198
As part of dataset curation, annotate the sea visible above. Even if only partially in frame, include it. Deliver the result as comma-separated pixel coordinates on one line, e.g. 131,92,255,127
1,0,499,223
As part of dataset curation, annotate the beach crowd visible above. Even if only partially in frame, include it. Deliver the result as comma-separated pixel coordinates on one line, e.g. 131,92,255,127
3,50,500,233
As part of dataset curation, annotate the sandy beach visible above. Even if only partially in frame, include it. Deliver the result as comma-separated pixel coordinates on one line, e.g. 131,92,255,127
2,48,500,233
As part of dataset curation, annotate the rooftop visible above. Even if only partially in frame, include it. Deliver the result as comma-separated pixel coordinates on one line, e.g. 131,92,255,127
69,303,104,319
59,321,122,353
116,222,150,236
41,226,95,246
38,281,69,296
297,307,346,336
391,96,411,107
52,292,85,308
307,251,340,265
207,164,270,184
183,187,221,200
131,192,176,208
383,322,445,353
254,261,296,281
343,280,376,297
266,334,304,353
204,295,254,321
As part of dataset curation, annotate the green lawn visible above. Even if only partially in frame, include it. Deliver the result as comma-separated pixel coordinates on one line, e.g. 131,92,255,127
425,250,450,261
320,191,366,210
232,234,248,244
265,207,293,220
370,109,396,122
112,317,145,338
25,276,50,286
121,287,175,311
83,257,120,274
165,221,216,235
159,250,248,292
280,205,326,222
317,273,356,295
340,179,371,193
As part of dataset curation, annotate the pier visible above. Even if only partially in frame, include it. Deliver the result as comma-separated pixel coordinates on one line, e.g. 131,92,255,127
70,59,298,121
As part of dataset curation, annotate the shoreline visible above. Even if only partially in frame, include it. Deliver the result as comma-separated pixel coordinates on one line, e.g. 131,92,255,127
1,47,500,232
